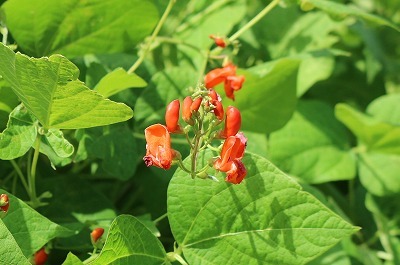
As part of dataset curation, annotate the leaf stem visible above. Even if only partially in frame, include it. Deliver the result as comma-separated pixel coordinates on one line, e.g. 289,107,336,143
127,0,176,74
28,135,42,208
153,213,168,224
9,160,30,196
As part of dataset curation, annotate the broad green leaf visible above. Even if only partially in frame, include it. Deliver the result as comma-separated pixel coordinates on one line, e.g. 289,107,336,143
0,189,74,257
168,152,358,265
335,103,400,154
38,176,116,250
0,80,19,130
94,68,147,98
269,100,356,183
62,252,84,265
134,67,198,130
0,220,31,265
2,0,159,57
88,127,138,180
228,58,299,133
0,104,37,160
304,0,400,31
88,215,168,265
359,152,400,196
367,94,400,126
0,43,133,129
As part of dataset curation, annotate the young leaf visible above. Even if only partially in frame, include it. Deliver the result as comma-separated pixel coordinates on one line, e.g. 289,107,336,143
367,94,400,126
0,189,75,258
88,215,168,265
0,220,31,265
2,0,159,57
304,0,400,31
62,252,84,265
227,58,299,133
40,129,74,158
269,100,356,183
0,43,133,130
168,152,358,265
0,104,37,160
94,68,147,98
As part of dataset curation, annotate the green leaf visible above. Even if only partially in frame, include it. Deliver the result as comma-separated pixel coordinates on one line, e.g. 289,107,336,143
0,80,19,130
168,152,358,265
62,252,84,265
134,67,198,130
0,104,37,160
94,68,147,98
228,58,299,133
0,220,31,265
335,103,400,154
0,189,75,257
40,129,74,158
269,100,356,183
88,215,168,265
367,94,400,126
305,0,400,31
359,152,400,196
2,0,159,57
0,43,133,129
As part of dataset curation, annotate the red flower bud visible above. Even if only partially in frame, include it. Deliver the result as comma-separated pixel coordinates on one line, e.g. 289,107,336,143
91,227,105,244
209,34,226,48
213,100,224,121
0,194,9,214
182,96,193,124
34,248,48,265
220,106,241,138
190,97,202,113
165,99,181,133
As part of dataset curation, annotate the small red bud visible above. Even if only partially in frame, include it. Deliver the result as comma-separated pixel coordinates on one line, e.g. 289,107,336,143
165,99,181,133
220,106,241,138
190,97,202,113
213,100,224,121
34,248,48,265
182,96,193,124
209,34,226,48
91,227,105,244
0,194,9,214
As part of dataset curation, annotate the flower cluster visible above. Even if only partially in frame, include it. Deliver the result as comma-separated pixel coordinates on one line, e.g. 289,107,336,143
0,193,9,218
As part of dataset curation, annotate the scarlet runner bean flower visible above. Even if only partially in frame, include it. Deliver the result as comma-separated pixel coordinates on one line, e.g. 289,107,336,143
0,193,9,218
209,34,227,48
33,247,48,265
165,99,181,133
214,133,247,184
143,124,179,170
182,96,202,125
91,227,105,244
204,63,245,100
208,89,224,120
220,106,241,138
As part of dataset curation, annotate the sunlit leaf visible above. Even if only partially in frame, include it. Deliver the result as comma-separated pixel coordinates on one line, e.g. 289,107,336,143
0,220,31,265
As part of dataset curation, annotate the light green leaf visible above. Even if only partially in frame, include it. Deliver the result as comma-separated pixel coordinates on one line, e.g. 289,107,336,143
0,220,31,265
359,153,400,196
367,94,400,126
62,252,84,265
94,68,147,98
228,58,299,133
0,104,37,160
0,189,75,257
2,0,159,57
304,0,400,31
0,43,133,129
134,67,198,130
168,152,358,265
269,100,356,183
40,129,74,158
335,103,400,154
88,215,168,265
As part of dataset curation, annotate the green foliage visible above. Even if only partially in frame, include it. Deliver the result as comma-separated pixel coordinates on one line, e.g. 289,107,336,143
0,220,31,265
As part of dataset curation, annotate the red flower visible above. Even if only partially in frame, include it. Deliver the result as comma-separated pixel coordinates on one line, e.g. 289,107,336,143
209,34,227,48
204,63,245,100
214,133,247,184
34,248,48,265
91,227,105,244
143,124,177,170
183,97,202,125
208,89,224,120
165,99,181,133
0,194,9,214
220,106,241,138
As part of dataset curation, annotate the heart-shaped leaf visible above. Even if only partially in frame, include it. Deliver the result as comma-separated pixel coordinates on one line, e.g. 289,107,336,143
168,152,358,264
0,43,133,130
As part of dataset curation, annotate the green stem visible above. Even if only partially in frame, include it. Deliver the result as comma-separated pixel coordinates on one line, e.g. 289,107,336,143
1,26,8,45
9,160,30,196
228,0,281,43
127,0,176,74
153,213,168,224
28,135,42,208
